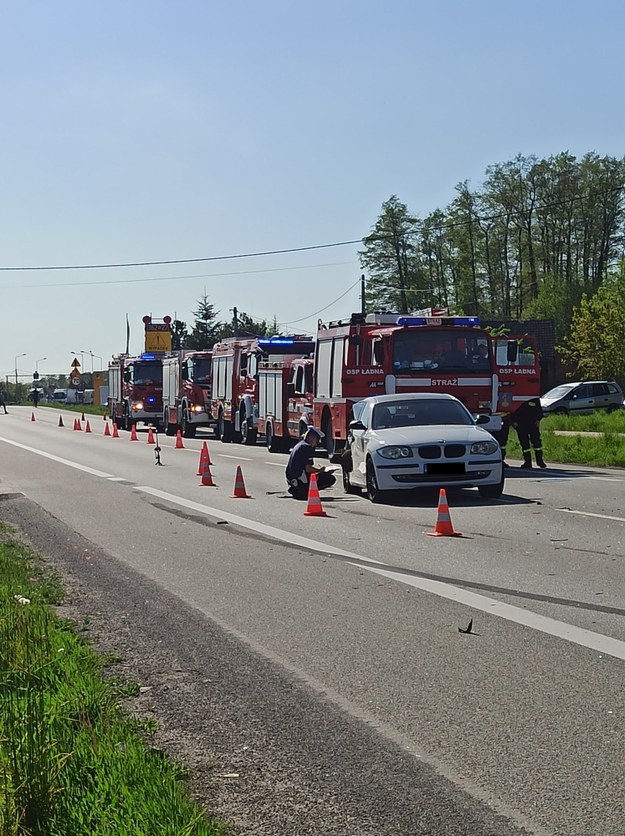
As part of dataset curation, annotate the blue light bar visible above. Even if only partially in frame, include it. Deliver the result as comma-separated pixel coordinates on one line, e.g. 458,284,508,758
140,353,156,360
396,317,427,326
452,316,480,326
258,338,297,347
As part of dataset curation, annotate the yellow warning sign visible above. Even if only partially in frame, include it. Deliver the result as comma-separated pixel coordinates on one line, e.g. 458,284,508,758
145,330,172,352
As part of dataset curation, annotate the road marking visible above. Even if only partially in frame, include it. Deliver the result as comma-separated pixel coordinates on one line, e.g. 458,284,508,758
557,508,625,523
265,461,285,467
106,476,127,482
589,476,625,482
217,454,253,461
138,486,625,663
0,437,114,478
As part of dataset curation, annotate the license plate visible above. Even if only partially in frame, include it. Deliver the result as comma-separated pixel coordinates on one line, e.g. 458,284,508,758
426,463,465,475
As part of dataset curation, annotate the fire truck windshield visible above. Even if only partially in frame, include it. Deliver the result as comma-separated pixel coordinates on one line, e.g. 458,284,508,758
132,362,161,385
192,359,211,384
392,329,491,373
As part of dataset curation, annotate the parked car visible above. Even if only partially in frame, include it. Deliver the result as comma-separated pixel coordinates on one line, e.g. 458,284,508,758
342,393,504,502
540,381,623,415
48,390,68,403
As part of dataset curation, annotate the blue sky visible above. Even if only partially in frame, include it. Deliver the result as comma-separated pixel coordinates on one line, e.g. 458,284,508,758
1,0,623,378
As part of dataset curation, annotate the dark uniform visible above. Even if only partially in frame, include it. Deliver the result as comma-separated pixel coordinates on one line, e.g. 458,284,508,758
495,399,546,469
285,437,336,499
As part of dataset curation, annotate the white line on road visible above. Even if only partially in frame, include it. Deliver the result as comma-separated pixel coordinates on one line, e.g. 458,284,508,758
265,461,285,467
138,486,625,664
0,437,114,478
217,454,253,461
557,508,625,523
589,476,625,482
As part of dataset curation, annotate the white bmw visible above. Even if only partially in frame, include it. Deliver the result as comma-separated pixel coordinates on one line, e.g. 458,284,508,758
343,393,504,502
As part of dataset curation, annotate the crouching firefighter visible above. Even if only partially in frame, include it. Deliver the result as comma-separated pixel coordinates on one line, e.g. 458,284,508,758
285,426,336,499
494,399,546,469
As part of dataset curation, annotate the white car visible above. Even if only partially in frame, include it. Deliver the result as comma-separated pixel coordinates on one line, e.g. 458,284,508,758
343,393,504,502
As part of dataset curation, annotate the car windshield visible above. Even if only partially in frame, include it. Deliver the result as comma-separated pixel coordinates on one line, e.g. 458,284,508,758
371,399,473,429
193,358,212,384
392,329,491,372
132,362,162,386
542,385,575,400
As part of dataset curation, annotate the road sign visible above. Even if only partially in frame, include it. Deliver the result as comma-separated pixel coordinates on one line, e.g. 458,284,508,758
145,330,172,352
71,358,81,368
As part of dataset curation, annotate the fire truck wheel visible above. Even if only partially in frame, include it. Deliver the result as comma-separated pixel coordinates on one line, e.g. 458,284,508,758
266,422,281,453
219,413,233,443
241,413,257,446
165,421,176,436
181,410,196,438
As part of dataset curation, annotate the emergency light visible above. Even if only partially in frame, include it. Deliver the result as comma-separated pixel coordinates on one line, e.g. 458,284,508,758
258,338,297,347
140,353,156,360
396,316,480,327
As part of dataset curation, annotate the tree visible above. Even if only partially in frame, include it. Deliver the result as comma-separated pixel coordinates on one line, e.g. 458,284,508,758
214,310,269,340
559,269,625,385
185,294,220,349
360,195,423,312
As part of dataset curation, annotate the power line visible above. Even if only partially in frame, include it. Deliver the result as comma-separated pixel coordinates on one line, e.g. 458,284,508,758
0,260,357,290
279,279,361,326
0,239,361,272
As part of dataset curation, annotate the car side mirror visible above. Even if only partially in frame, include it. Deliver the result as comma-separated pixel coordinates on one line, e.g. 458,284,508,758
506,340,518,363
475,414,490,425
349,420,366,431
286,382,295,398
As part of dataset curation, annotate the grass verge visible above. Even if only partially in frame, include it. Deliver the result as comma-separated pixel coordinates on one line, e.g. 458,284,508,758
0,535,227,836
506,411,625,468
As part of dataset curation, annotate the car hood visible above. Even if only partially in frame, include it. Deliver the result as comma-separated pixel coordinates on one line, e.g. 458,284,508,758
366,424,493,446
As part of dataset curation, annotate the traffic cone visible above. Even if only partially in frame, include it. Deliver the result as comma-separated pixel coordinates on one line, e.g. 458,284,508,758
204,441,213,465
81,412,85,421
112,423,120,438
85,420,92,433
58,415,64,428
426,489,462,537
175,429,184,449
303,473,327,517
231,466,251,498
147,426,155,444
104,422,111,436
130,424,138,441
196,443,209,476
73,418,81,431
199,460,215,487
31,412,35,422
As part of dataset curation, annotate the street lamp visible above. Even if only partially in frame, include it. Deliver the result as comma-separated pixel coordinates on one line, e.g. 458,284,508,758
35,357,47,373
81,350,103,372
14,353,26,388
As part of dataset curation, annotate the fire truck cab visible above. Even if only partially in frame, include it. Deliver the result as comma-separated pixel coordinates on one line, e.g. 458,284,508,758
492,335,541,413
108,353,164,431
256,343,315,452
162,351,213,437
312,312,499,455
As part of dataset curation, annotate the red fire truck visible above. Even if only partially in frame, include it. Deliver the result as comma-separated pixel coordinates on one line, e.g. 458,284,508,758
162,351,214,437
108,352,165,431
311,312,512,455
492,334,541,412
210,335,315,445
256,351,315,452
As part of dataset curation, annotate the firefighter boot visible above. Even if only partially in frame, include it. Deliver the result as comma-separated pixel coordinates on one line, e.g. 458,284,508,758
535,450,547,469
520,451,533,469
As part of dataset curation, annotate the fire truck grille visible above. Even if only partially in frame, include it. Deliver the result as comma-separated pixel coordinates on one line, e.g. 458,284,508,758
419,445,441,459
444,444,466,458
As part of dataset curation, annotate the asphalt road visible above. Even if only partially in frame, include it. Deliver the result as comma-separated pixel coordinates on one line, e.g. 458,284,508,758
1,406,625,834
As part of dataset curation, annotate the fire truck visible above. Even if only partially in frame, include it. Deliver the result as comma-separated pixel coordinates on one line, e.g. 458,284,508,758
311,311,517,456
492,334,541,412
162,351,214,437
211,335,315,445
108,352,165,431
256,348,315,452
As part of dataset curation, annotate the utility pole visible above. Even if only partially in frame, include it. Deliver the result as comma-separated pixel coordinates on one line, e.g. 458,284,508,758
360,273,366,317
231,306,238,338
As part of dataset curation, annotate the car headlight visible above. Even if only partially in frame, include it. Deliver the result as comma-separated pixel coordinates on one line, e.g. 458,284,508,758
377,446,413,459
470,440,498,455
191,405,204,413
131,401,144,411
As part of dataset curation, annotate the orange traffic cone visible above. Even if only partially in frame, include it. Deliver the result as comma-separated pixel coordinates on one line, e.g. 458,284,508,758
85,420,92,433
31,412,36,422
231,466,251,498
303,473,327,517
73,418,81,431
196,443,209,475
199,460,215,487
104,422,111,436
175,429,184,449
130,424,138,441
426,489,462,537
112,423,120,438
58,415,64,428
146,426,155,444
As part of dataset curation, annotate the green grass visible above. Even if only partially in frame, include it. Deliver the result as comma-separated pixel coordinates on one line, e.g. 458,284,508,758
0,537,227,836
506,410,625,468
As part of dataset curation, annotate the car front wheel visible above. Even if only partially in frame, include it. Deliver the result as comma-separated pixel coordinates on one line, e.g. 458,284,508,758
342,466,361,495
366,459,384,503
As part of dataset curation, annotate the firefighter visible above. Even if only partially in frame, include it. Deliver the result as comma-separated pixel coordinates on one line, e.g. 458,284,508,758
285,426,336,499
506,398,546,469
